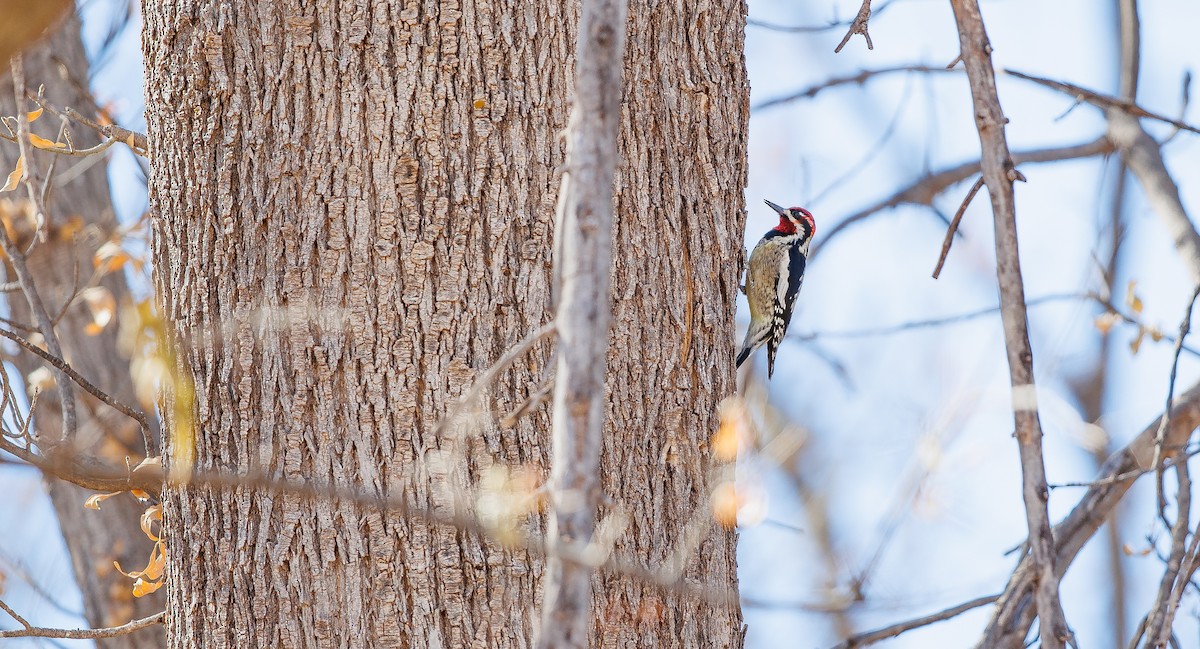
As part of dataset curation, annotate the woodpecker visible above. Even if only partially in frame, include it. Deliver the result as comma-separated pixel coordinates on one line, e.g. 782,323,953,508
736,200,815,378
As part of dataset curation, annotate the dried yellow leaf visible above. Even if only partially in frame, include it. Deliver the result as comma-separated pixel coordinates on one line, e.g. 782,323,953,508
1,155,23,192
115,540,166,581
84,492,121,510
28,133,65,150
132,577,164,598
140,504,163,541
26,107,43,122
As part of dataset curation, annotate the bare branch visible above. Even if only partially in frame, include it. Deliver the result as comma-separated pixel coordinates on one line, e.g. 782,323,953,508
814,137,1114,256
0,597,30,629
949,1,1070,646
831,594,999,649
981,382,1200,646
4,54,76,446
1007,69,1200,136
538,0,626,646
1152,284,1200,520
0,325,154,456
752,65,956,112
1144,459,1191,646
4,451,746,613
1106,110,1200,283
931,175,985,278
0,610,164,639
748,0,897,34
835,0,876,53
432,321,556,440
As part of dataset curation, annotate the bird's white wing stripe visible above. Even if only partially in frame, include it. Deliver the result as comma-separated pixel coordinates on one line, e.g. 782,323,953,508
776,251,790,305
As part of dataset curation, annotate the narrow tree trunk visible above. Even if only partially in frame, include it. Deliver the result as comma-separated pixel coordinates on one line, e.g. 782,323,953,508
143,2,746,646
0,14,164,648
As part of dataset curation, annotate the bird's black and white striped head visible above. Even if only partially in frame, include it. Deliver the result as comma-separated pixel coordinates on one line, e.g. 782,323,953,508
764,200,815,244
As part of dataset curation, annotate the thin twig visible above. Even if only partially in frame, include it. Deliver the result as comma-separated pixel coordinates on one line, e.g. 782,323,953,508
814,137,1114,257
830,594,999,649
747,0,896,34
835,0,876,53
0,326,153,456
0,611,164,639
1152,283,1200,523
500,375,555,428
1007,69,1200,136
6,55,77,447
932,176,985,278
0,597,31,629
809,76,916,207
752,65,956,112
431,321,556,440
1144,458,1191,646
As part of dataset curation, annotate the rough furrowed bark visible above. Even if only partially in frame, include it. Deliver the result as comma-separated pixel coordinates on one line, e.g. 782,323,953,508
947,1,1069,647
144,1,746,647
0,16,164,648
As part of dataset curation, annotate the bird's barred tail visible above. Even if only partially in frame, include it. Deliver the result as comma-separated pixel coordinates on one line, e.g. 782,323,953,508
736,323,770,369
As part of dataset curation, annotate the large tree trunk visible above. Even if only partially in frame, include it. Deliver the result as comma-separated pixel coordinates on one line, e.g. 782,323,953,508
0,14,164,648
143,2,746,646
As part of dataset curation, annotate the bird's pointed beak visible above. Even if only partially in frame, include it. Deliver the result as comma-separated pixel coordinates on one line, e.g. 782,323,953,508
764,200,788,216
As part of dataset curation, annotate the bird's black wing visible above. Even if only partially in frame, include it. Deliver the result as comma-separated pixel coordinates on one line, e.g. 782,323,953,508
778,246,806,339
766,247,806,377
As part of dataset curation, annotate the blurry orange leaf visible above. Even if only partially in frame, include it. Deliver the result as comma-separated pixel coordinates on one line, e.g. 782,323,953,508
57,215,85,241
84,492,121,509
93,241,131,274
26,108,42,122
1126,280,1144,314
1,155,23,192
1094,312,1120,334
1122,542,1153,557
1130,328,1146,354
710,482,740,529
26,366,53,393
131,489,152,501
712,398,750,462
80,286,116,334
